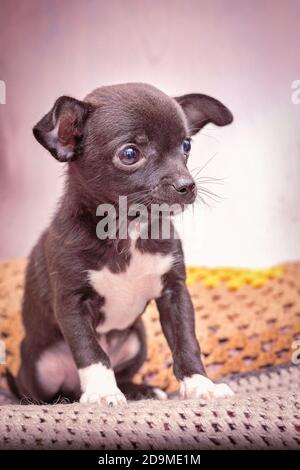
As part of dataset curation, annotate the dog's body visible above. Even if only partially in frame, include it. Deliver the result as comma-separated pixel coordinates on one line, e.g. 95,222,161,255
15,83,234,405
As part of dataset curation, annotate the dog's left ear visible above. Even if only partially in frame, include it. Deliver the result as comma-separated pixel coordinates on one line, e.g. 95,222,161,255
175,94,233,135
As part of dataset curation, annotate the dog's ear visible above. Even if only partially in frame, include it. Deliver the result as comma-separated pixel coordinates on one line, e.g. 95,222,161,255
175,94,233,135
33,96,94,162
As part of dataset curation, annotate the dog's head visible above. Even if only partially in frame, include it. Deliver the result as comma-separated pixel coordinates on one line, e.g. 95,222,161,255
33,83,232,207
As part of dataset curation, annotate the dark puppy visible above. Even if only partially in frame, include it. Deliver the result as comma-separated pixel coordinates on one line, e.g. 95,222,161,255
15,83,233,405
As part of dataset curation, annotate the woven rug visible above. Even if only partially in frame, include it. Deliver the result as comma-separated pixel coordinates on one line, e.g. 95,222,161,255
0,259,300,449
1,259,300,393
0,364,299,450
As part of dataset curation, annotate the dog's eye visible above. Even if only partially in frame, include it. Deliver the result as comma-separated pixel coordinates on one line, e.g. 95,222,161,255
119,145,140,165
183,138,192,156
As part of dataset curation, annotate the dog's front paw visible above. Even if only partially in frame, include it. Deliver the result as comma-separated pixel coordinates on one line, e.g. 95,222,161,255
80,389,127,406
79,363,127,406
180,374,234,399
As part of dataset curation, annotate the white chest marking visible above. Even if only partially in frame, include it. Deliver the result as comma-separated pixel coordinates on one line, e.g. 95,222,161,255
88,246,173,333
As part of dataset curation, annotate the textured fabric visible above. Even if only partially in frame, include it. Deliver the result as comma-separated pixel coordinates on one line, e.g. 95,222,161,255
0,259,299,450
0,364,299,450
1,259,300,393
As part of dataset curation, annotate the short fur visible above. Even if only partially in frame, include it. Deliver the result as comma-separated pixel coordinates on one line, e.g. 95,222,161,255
13,83,233,403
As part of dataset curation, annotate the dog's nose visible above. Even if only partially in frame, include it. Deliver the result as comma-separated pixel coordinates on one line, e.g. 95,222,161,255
172,178,195,195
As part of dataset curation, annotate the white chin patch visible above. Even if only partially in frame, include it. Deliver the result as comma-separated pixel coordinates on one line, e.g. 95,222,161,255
179,374,234,399
79,362,126,406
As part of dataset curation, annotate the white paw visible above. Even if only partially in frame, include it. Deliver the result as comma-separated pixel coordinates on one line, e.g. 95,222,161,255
180,374,234,399
78,362,127,406
153,388,168,400
80,389,127,406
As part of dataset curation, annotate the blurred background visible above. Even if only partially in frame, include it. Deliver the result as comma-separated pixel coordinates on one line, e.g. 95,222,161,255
0,0,299,267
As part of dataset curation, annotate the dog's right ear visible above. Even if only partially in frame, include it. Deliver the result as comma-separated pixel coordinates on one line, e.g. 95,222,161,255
33,96,94,162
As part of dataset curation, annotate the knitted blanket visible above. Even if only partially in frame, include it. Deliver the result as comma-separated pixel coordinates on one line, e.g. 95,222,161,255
0,259,300,450
0,364,299,450
1,259,300,391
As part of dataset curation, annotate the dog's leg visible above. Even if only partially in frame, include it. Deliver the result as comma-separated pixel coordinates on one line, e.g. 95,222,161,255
55,294,126,406
112,319,167,401
156,280,234,399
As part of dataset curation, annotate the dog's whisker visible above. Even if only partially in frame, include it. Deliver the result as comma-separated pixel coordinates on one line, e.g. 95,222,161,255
190,153,219,179
193,191,216,209
127,188,152,197
196,191,220,205
196,185,223,200
194,175,225,185
198,132,221,145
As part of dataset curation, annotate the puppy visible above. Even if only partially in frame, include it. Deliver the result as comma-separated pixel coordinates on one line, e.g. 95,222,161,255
13,83,234,405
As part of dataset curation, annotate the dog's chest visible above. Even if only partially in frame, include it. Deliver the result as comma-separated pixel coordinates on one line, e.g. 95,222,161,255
88,246,173,333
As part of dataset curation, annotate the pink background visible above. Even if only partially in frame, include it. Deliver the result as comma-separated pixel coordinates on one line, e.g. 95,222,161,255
0,0,300,266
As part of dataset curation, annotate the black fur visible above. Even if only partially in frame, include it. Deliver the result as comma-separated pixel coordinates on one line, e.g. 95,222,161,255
11,83,232,402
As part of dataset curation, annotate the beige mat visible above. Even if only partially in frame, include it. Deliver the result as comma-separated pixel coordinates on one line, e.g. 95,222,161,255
0,364,299,450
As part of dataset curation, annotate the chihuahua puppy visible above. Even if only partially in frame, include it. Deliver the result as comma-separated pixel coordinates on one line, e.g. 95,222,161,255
13,83,234,405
